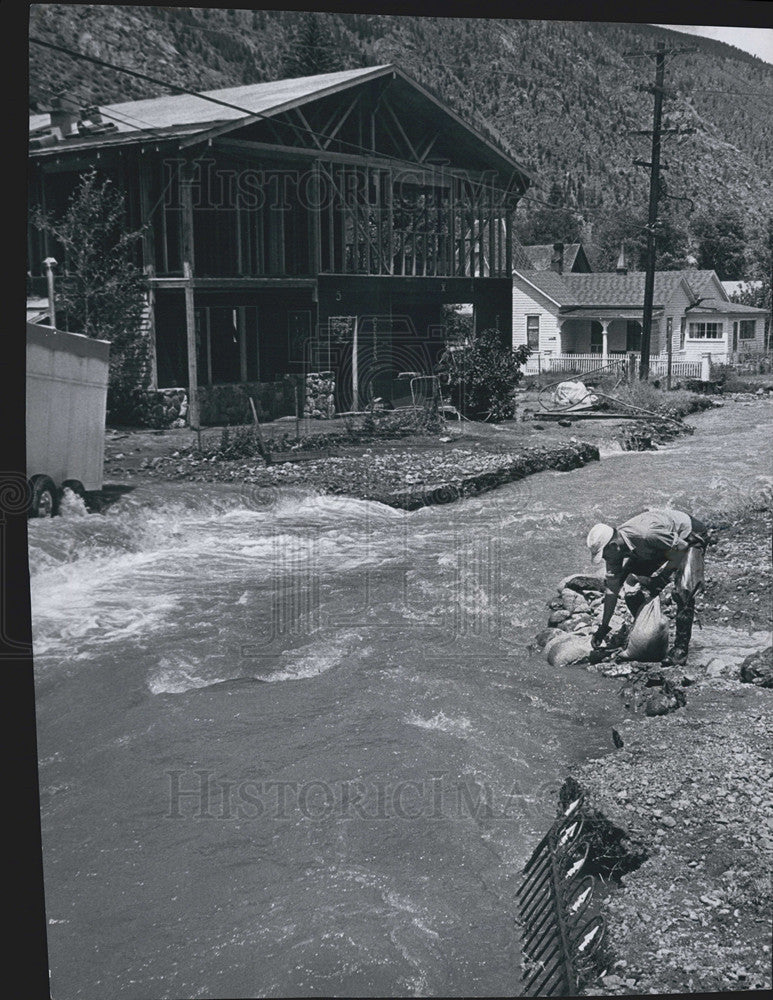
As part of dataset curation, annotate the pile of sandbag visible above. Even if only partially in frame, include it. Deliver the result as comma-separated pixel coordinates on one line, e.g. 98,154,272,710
534,573,618,668
535,572,671,672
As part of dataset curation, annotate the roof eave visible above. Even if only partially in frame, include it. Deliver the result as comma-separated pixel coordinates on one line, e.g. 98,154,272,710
178,64,396,150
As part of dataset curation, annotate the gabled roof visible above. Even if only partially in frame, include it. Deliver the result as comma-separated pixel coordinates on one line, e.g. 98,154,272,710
516,269,575,305
29,64,532,183
515,269,691,308
29,66,389,136
683,270,727,300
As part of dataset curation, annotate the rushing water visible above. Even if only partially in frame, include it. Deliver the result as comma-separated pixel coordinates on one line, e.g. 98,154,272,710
30,402,772,999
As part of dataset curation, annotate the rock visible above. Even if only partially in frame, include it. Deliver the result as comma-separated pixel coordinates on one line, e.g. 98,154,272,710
739,646,773,687
548,609,572,626
534,627,565,650
558,573,605,595
557,418,573,427
643,683,687,716
561,588,591,613
704,656,735,678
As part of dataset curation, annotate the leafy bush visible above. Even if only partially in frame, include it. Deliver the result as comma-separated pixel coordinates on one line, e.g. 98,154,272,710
31,169,151,424
436,330,530,421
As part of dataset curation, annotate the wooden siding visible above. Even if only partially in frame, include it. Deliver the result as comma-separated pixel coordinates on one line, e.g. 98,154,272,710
511,277,561,352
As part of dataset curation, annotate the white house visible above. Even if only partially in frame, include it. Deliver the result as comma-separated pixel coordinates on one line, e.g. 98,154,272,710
512,264,769,366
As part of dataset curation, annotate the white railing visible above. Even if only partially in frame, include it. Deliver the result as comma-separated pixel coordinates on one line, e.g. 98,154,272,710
523,353,702,379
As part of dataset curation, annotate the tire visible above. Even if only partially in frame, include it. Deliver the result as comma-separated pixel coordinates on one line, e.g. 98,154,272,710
28,475,58,518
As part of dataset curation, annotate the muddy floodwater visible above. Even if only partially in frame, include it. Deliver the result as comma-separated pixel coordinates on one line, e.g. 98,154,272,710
29,402,772,999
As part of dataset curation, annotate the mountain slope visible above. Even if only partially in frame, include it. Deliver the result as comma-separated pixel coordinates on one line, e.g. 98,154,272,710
28,6,773,271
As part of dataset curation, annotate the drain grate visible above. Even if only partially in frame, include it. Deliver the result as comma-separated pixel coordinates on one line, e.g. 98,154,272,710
517,796,606,996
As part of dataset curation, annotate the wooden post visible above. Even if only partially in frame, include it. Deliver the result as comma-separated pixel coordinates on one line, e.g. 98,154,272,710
181,161,200,428
387,166,394,275
146,278,158,390
666,324,673,390
352,314,359,411
239,306,247,383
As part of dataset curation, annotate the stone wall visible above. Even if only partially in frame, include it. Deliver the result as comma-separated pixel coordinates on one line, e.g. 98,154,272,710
304,372,336,419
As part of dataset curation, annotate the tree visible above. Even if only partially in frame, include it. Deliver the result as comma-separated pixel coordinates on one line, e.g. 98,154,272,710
436,330,530,421
592,208,690,272
517,181,583,246
32,169,150,421
281,12,348,78
691,207,747,280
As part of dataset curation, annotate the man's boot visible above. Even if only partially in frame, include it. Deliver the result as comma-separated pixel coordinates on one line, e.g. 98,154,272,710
667,593,694,665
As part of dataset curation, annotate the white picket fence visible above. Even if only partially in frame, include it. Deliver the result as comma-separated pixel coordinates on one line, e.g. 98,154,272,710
523,353,702,379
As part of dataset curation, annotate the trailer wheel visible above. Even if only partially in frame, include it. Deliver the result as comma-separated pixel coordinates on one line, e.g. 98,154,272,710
28,475,58,518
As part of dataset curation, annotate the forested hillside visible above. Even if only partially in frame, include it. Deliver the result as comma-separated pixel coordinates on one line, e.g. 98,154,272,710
28,6,773,284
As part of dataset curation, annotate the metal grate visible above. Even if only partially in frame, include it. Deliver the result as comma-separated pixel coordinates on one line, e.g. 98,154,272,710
517,796,606,996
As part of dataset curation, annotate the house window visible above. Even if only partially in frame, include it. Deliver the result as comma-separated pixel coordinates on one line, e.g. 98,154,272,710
739,319,756,340
688,322,722,340
666,317,673,352
679,317,686,351
526,315,540,351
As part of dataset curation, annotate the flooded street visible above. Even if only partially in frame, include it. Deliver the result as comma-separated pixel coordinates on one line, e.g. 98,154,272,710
29,401,772,999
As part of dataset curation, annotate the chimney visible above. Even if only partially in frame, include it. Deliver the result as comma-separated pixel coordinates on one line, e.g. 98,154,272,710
50,92,80,139
551,242,564,275
616,243,628,275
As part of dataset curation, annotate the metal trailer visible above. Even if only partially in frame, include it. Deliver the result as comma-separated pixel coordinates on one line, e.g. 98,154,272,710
26,322,110,517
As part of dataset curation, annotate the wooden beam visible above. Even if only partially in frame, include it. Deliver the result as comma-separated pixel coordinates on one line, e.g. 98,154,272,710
387,167,394,275
418,132,440,163
239,306,247,382
180,160,200,426
150,276,317,289
381,97,420,161
205,307,212,386
145,280,158,390
214,138,459,184
310,161,322,274
322,94,359,149
294,107,324,150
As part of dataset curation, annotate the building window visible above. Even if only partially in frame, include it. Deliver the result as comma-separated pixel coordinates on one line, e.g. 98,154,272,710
739,319,756,340
526,315,540,351
688,321,722,340
679,317,686,351
666,317,673,352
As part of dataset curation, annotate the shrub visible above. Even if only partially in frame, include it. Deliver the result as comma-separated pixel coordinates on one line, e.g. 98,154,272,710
436,330,530,421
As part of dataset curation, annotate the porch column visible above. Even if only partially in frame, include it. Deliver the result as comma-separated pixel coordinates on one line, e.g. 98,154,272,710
557,320,565,354
601,320,609,361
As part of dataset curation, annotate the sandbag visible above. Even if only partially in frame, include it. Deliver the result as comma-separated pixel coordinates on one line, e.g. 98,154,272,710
623,595,669,663
546,634,593,667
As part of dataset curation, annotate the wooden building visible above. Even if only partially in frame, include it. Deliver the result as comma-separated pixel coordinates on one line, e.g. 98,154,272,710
28,65,532,422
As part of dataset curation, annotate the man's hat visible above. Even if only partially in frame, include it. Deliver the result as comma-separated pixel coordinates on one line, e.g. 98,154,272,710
586,523,614,564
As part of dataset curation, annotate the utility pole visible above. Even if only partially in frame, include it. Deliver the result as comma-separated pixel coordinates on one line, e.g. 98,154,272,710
627,41,695,380
640,41,666,380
